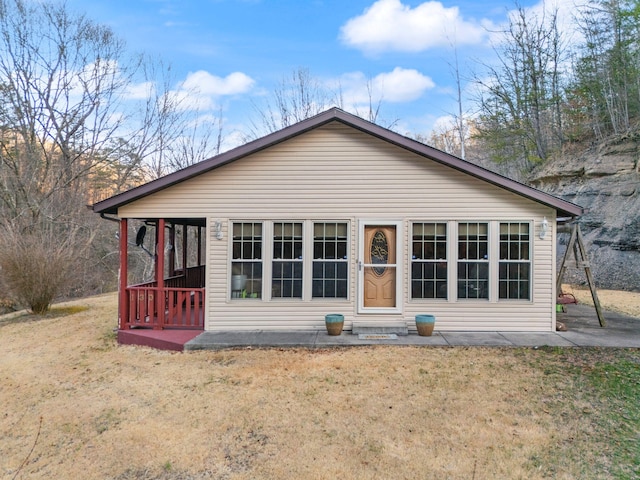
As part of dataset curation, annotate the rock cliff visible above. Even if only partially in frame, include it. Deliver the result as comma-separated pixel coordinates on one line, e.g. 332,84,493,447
529,134,640,291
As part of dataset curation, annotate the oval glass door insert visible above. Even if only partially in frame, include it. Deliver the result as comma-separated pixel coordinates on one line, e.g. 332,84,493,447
371,230,389,276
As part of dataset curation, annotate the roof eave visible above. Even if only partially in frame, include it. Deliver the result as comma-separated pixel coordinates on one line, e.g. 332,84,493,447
329,112,584,218
93,107,584,218
92,109,340,215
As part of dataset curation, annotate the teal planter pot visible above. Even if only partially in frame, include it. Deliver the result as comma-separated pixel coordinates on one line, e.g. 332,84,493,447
415,314,436,336
325,314,344,336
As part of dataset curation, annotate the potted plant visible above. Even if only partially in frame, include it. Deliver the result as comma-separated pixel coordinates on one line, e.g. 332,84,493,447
415,314,436,336
325,314,344,336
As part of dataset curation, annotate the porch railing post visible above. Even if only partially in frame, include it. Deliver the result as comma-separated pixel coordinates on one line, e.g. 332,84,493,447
118,218,129,330
182,222,188,275
168,223,176,277
197,225,202,266
155,218,166,329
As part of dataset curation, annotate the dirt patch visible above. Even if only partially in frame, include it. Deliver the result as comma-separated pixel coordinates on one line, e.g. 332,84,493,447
0,291,637,479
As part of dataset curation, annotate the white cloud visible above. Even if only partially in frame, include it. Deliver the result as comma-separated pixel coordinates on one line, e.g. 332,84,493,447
333,67,434,107
180,70,255,96
167,89,217,112
432,114,457,132
157,70,256,113
124,81,156,100
374,67,435,102
340,0,488,54
522,0,581,43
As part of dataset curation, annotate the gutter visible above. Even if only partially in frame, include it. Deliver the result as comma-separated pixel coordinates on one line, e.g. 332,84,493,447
100,213,120,223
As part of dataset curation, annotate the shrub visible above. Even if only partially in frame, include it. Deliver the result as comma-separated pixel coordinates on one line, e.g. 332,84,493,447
0,220,92,314
0,297,16,314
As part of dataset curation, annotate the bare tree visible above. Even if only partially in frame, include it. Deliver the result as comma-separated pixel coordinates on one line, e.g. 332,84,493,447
0,200,95,313
123,61,219,180
570,0,640,138
452,44,467,159
350,78,382,124
0,0,222,312
250,67,399,140
165,109,225,172
249,68,336,136
0,0,132,223
473,3,565,168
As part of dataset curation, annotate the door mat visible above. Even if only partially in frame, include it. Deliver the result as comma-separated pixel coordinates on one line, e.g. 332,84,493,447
357,333,398,340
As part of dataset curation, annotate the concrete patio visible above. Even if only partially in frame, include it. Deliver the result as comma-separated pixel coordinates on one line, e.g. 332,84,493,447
184,303,640,351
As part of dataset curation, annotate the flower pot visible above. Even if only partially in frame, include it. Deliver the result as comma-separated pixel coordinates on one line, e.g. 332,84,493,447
231,274,247,291
325,314,344,336
415,314,436,336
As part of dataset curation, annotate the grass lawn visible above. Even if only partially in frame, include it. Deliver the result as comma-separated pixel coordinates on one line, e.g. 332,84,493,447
0,293,638,479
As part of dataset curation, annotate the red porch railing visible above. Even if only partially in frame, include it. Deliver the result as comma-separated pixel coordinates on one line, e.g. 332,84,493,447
124,285,205,330
165,264,206,289
118,218,206,331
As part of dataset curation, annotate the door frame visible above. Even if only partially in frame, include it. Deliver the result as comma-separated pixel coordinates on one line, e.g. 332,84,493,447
357,220,403,314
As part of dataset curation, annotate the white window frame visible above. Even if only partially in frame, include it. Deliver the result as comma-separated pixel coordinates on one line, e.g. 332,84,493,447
498,221,533,301
229,219,351,302
271,221,304,299
229,221,264,300
311,221,350,300
456,221,491,301
409,221,449,301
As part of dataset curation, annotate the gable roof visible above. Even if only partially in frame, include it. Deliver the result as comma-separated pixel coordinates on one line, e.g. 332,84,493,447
93,107,583,217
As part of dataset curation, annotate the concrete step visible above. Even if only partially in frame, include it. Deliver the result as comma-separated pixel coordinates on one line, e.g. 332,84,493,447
352,321,408,336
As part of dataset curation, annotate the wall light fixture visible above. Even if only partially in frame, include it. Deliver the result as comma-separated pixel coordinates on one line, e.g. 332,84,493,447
539,217,549,239
214,221,223,240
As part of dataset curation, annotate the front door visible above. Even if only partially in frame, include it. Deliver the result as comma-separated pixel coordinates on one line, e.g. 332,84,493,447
359,222,401,313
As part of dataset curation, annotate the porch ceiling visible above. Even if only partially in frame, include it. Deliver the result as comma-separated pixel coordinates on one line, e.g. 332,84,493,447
137,217,206,227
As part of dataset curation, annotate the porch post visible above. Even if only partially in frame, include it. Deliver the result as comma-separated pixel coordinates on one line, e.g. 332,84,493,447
155,218,166,329
197,226,202,266
168,224,176,277
118,218,129,330
182,223,188,273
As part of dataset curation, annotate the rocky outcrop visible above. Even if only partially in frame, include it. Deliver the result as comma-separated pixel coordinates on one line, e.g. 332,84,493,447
529,134,640,291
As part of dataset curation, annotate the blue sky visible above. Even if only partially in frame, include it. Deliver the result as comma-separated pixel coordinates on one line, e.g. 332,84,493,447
66,0,566,149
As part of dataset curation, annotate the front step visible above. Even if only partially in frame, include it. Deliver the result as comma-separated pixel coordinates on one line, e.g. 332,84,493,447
352,321,408,336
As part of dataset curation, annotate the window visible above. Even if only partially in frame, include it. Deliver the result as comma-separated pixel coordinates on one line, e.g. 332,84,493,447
458,222,489,299
231,222,262,298
272,222,303,298
313,222,348,298
411,222,447,299
499,222,531,300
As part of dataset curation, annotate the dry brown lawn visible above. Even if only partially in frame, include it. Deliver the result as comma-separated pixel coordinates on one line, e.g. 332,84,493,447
562,283,640,318
1,291,638,479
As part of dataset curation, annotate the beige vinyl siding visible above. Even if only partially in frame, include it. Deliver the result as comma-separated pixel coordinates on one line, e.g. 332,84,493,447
119,122,558,331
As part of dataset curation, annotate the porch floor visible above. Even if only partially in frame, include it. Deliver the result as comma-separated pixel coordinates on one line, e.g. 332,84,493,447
118,329,203,352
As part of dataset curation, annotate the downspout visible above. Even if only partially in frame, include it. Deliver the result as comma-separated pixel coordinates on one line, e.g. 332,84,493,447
100,212,120,223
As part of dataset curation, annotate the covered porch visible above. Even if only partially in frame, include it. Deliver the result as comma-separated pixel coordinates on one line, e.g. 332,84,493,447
118,217,206,331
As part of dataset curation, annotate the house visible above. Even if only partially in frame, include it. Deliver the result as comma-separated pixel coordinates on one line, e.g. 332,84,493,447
93,107,583,339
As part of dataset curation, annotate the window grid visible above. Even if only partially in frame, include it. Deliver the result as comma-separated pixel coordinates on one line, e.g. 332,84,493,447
231,222,262,298
228,220,532,303
272,222,303,298
499,222,531,300
457,222,489,299
411,222,447,299
312,222,348,298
